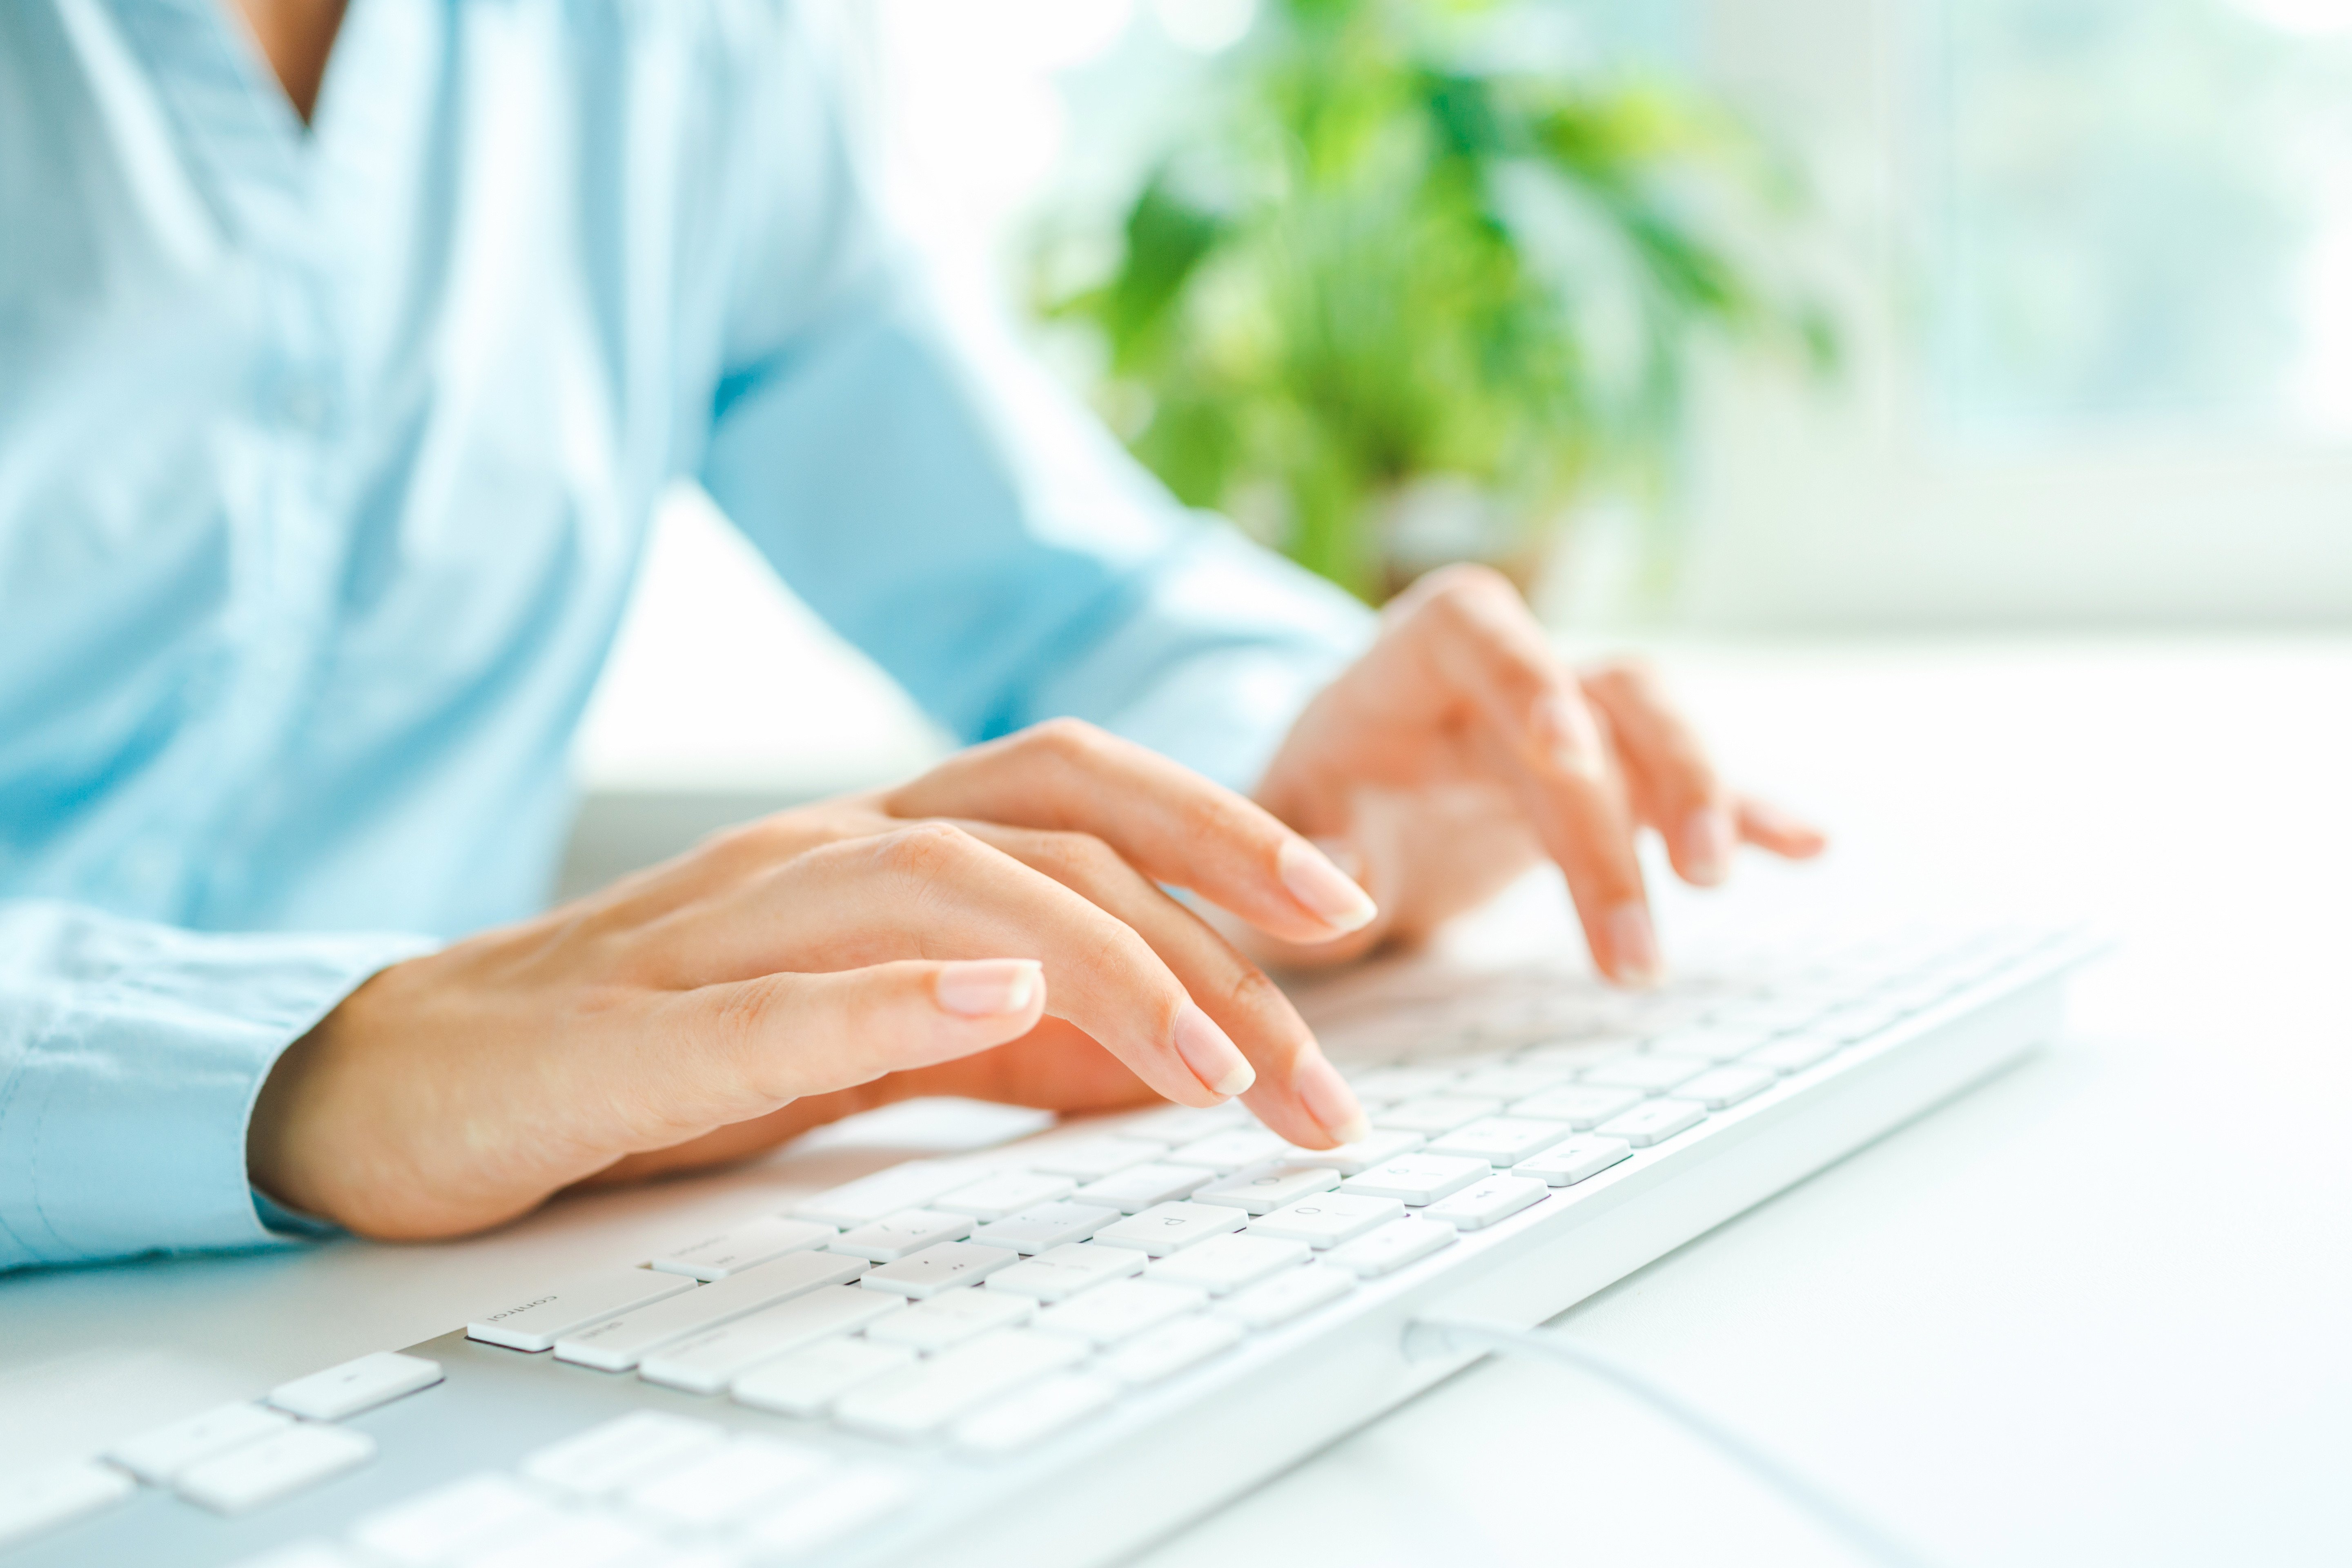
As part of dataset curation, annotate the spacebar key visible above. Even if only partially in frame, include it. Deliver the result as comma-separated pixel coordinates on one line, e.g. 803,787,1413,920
834,1329,1085,1441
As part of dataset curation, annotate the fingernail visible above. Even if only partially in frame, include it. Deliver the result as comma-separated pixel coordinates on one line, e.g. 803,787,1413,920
935,959,1042,1018
1292,1049,1371,1145
1278,838,1378,935
1680,806,1735,886
1173,1002,1256,1098
1606,903,1662,988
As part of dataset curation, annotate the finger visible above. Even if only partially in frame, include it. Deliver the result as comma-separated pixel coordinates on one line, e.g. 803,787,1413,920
669,957,1048,1116
666,823,1259,1110
1396,570,1659,985
963,822,1370,1147
586,1084,889,1184
1735,795,1829,858
881,718,1377,945
590,1014,1154,1187
1579,661,1735,886
893,1015,1155,1111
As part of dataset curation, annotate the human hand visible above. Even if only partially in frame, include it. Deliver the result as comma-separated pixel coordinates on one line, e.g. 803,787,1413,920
1253,565,1826,981
247,722,1381,1240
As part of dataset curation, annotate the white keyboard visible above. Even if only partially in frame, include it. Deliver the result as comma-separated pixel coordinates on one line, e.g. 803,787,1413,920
1,922,2096,1568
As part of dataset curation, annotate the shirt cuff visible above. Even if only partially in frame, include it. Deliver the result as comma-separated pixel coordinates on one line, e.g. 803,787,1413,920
0,910,435,1270
251,1186,344,1241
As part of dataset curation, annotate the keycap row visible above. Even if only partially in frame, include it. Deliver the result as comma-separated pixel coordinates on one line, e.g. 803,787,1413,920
227,1419,918,1567
1314,925,2052,1063
0,1351,448,1549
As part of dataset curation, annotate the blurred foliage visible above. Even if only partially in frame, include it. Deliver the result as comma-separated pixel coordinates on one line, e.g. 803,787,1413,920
1036,0,1836,600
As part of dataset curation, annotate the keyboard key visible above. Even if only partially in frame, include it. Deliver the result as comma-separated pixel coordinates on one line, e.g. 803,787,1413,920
623,1436,832,1529
1675,1065,1777,1109
1189,1162,1342,1214
1163,1128,1290,1172
1744,1033,1845,1073
929,1170,1077,1219
1247,1192,1405,1248
521,1412,727,1496
859,1241,1020,1298
1091,1200,1249,1255
177,1423,374,1514
742,1467,914,1559
1214,1263,1354,1328
1507,993,1619,1033
834,1329,1088,1441
970,1200,1122,1254
953,1372,1119,1454
1425,1116,1572,1167
866,1287,1036,1351
829,1207,973,1262
1326,1217,1457,1278
1594,1098,1707,1147
732,1338,917,1416
1097,1315,1245,1385
350,1473,552,1566
1514,1135,1634,1186
556,1250,865,1370
1581,1054,1711,1094
983,1241,1147,1300
1343,1065,1459,1104
648,1215,836,1280
1450,1064,1575,1101
1507,1084,1644,1130
1813,1003,1907,1041
1421,1174,1549,1230
1339,1153,1490,1205
639,1285,902,1394
268,1350,442,1421
463,1514,664,1568
1035,1278,1207,1345
1276,1128,1423,1176
1119,1101,1249,1141
1517,1036,1641,1069
0,1462,134,1549
1618,996,1717,1033
1372,1094,1505,1134
793,1161,984,1226
466,1267,697,1352
1025,1136,1167,1179
109,1401,292,1484
1706,998,1828,1032
1147,1232,1310,1294
1074,1162,1216,1213
1644,1025,1778,1062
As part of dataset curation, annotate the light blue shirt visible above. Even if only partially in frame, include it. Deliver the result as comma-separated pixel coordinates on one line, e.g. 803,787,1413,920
0,0,1370,1271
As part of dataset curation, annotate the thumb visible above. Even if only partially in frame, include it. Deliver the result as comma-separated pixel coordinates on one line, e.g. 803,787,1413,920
679,957,1049,1107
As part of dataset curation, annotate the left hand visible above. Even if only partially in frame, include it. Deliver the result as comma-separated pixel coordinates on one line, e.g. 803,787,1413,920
1252,565,1826,982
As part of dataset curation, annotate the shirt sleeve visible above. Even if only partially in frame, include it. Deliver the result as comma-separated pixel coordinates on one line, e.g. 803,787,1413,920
694,6,1374,794
0,900,434,1272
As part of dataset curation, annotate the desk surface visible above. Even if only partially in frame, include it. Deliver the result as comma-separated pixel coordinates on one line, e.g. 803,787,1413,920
5,640,2348,1568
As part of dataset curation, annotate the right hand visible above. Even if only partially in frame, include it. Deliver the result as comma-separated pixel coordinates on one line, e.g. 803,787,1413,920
247,720,1381,1241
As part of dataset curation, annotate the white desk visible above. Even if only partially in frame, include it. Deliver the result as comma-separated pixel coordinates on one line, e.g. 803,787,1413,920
6,641,2348,1567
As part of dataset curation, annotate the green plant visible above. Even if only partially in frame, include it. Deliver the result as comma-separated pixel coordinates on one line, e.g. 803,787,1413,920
1037,0,1834,601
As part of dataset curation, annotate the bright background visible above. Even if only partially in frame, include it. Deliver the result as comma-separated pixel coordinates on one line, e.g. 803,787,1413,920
570,0,2352,834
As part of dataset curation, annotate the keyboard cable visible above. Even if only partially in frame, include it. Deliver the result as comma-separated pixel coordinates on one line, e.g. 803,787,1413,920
1403,1316,1938,1568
